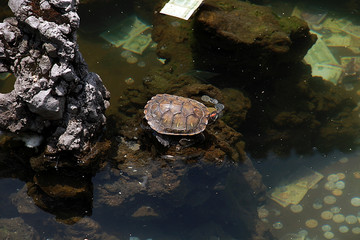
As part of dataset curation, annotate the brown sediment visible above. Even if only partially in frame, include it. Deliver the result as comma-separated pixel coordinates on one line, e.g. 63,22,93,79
30,0,70,25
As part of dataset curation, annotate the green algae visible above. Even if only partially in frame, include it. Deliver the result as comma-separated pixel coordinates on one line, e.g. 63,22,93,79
278,16,306,34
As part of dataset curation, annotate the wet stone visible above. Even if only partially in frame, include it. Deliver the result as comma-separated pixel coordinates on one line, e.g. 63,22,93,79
0,217,40,239
10,185,38,214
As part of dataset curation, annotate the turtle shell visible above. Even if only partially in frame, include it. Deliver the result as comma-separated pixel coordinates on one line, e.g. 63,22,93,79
144,94,210,135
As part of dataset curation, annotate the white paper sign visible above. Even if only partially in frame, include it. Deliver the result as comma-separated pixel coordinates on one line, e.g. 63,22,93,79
160,0,203,20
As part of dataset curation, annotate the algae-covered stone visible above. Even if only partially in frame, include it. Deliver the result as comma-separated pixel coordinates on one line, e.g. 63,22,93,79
193,0,316,79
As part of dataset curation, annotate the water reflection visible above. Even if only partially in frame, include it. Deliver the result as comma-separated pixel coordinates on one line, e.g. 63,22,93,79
0,132,267,239
93,155,264,239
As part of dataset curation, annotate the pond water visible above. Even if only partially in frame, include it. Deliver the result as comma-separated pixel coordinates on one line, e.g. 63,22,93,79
1,0,360,239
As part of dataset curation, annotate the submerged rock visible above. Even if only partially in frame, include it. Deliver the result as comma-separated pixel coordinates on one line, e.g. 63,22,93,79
10,185,38,214
0,0,110,156
27,170,93,225
0,217,40,240
193,0,316,80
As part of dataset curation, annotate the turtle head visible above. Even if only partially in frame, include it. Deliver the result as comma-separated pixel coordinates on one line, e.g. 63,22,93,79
202,95,225,123
207,105,226,123
207,107,219,123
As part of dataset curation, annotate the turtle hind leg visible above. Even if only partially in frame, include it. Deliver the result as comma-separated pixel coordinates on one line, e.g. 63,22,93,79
176,133,205,151
176,138,195,151
154,133,170,147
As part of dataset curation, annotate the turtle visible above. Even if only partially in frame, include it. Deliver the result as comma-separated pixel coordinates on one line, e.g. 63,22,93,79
143,93,224,149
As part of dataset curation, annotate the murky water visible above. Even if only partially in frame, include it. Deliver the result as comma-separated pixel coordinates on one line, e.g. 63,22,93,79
1,0,360,239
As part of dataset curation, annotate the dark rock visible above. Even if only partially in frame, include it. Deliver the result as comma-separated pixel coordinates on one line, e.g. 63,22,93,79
50,0,73,10
54,82,68,96
193,0,316,81
43,42,58,57
0,45,5,58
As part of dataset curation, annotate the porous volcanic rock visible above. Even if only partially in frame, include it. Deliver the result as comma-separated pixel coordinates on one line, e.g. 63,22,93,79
0,0,110,155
